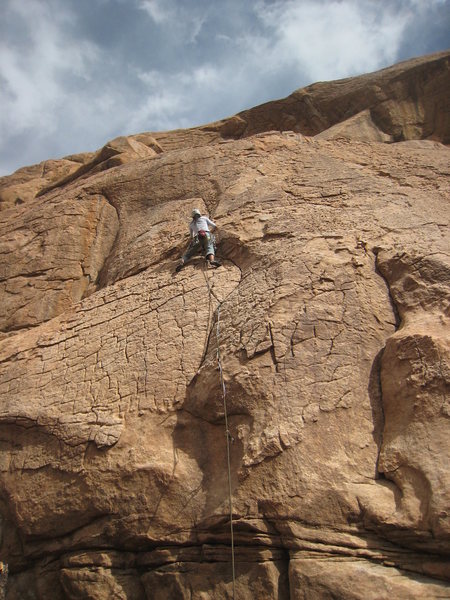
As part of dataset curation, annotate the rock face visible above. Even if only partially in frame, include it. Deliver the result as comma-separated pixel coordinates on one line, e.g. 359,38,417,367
0,52,449,599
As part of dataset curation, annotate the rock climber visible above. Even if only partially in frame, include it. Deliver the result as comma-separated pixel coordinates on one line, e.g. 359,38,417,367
176,208,221,272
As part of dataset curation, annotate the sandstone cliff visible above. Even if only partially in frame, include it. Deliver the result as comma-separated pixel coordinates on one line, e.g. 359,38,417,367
0,51,449,599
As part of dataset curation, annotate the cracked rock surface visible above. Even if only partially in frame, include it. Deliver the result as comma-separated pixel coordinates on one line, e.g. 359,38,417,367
0,52,449,599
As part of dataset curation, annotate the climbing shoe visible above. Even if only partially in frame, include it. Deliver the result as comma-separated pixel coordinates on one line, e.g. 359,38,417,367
209,260,221,268
175,262,184,272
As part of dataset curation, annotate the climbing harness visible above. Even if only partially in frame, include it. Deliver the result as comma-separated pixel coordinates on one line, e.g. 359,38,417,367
176,231,220,273
203,264,236,600
186,232,216,258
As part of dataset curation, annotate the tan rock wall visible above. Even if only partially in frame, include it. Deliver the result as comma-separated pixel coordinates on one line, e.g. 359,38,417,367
0,192,118,335
0,53,449,599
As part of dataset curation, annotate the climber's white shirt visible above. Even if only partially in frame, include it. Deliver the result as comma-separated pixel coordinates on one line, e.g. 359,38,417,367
189,216,216,238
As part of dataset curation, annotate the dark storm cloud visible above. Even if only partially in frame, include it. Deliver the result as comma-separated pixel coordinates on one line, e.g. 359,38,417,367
0,0,449,176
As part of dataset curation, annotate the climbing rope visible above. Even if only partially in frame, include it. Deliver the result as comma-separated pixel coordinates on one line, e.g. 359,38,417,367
203,263,236,599
216,304,236,599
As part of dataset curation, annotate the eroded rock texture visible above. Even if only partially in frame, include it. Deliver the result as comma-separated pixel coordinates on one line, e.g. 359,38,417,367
0,52,449,599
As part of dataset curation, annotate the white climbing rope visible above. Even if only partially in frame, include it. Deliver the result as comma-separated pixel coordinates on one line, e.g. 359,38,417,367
216,304,236,599
203,262,236,599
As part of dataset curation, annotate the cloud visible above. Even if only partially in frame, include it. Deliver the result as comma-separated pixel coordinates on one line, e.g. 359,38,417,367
406,0,448,8
0,0,99,138
0,0,448,176
251,0,409,82
137,0,208,43
0,0,128,173
129,64,225,132
138,0,172,24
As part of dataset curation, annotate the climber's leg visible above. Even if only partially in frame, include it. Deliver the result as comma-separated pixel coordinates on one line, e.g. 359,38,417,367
176,239,201,272
204,236,221,267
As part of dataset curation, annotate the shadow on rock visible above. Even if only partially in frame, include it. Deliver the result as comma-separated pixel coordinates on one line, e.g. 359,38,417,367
172,361,250,527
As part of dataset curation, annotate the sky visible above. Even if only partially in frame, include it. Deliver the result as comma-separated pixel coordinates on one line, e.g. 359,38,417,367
0,0,449,176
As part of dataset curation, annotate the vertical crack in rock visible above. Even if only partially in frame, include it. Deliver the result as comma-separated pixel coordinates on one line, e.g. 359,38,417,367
371,247,402,479
0,190,119,335
374,248,402,331
368,249,450,550
86,189,121,294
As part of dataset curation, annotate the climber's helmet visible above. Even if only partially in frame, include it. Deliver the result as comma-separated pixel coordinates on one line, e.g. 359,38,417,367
192,208,201,219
